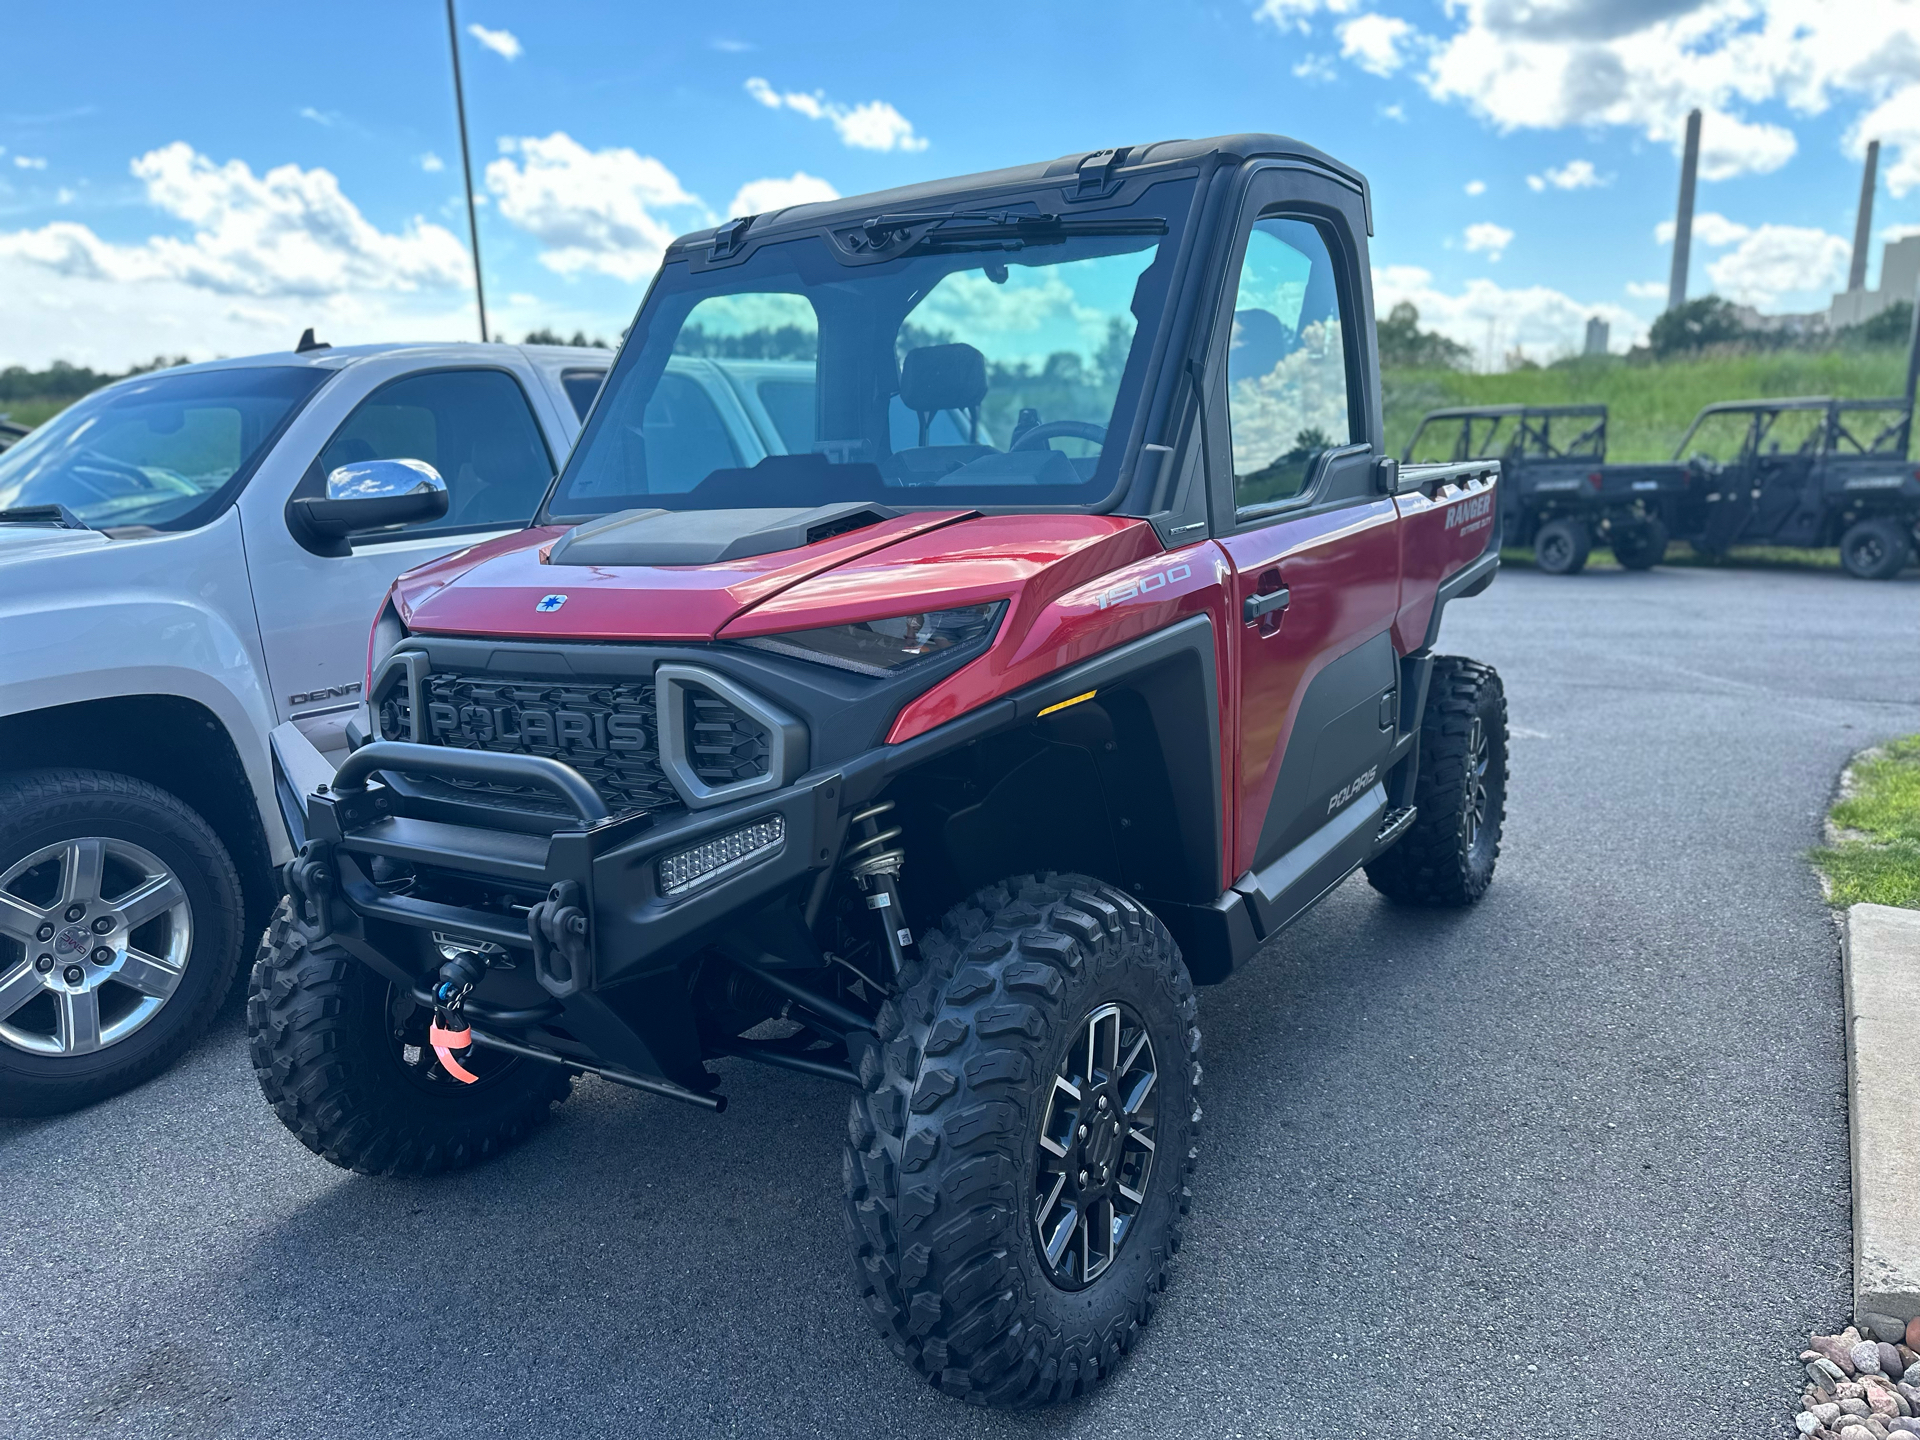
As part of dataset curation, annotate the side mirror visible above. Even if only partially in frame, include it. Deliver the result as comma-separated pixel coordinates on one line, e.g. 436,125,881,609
290,459,449,550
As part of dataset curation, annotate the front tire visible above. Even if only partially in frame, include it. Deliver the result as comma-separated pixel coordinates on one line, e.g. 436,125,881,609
0,769,243,1117
1365,657,1508,907
1840,517,1913,580
1609,517,1669,570
844,874,1199,1407
247,900,572,1175
1532,518,1591,575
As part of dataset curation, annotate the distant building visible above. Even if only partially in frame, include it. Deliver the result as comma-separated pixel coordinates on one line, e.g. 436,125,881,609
1583,316,1610,356
1831,235,1920,329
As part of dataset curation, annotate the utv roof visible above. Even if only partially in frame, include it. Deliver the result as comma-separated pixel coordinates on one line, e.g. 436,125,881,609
1688,395,1912,415
664,134,1372,262
1416,404,1606,421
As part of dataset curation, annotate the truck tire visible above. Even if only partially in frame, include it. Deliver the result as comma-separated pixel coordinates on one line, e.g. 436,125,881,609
1533,518,1591,575
1364,657,1508,907
1609,517,1669,570
0,768,243,1117
844,873,1199,1407
247,900,572,1175
1840,517,1913,580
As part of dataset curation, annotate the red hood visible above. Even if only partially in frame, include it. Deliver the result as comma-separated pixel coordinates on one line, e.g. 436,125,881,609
393,511,980,641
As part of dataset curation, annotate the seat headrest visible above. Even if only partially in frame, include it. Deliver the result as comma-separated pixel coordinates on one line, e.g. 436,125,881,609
899,343,987,414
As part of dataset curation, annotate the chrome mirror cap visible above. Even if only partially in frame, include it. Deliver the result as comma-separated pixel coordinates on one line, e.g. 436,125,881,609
325,457,447,501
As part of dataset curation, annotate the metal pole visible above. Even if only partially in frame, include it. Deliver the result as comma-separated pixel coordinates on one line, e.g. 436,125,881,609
445,0,489,343
1850,140,1881,294
1667,109,1702,312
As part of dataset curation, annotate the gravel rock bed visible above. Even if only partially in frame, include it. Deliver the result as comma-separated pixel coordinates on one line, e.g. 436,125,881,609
1795,1316,1920,1437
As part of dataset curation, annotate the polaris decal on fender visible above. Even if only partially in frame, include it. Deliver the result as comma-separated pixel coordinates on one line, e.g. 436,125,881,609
1327,764,1378,814
1095,562,1192,610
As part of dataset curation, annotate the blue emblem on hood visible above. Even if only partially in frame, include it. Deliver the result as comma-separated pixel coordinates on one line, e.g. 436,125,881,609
536,594,568,612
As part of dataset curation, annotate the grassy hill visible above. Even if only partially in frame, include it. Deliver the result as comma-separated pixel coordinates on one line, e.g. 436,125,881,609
1383,348,1913,463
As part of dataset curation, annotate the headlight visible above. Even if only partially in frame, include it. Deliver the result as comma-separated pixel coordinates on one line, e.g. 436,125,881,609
742,603,1003,678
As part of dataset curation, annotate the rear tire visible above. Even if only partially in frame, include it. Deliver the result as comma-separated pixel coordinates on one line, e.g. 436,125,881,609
247,900,572,1175
0,769,243,1117
844,873,1199,1407
1609,517,1669,570
1840,517,1913,580
1365,657,1508,907
1533,518,1591,575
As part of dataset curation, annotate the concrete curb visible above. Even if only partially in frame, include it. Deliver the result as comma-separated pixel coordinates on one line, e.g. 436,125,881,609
1846,902,1920,1322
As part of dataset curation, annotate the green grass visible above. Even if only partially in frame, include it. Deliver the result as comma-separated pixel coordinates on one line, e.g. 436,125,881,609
1384,349,1912,463
0,398,70,430
1812,737,1920,909
1500,541,1844,573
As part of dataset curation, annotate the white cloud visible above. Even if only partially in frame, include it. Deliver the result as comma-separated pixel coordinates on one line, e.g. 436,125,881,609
1849,82,1920,196
0,142,468,298
1653,209,1752,245
467,23,522,60
485,131,702,282
1528,158,1605,191
1255,0,1362,33
1417,0,1920,183
1465,179,1487,195
712,38,754,53
744,77,929,152
1464,221,1515,260
1292,53,1339,82
726,171,839,219
1339,14,1415,76
420,152,445,173
1625,280,1670,298
1375,261,1648,362
1383,103,1407,121
14,156,47,170
1705,223,1852,307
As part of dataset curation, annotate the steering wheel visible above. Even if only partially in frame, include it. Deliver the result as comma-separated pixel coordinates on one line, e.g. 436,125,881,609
1011,420,1107,452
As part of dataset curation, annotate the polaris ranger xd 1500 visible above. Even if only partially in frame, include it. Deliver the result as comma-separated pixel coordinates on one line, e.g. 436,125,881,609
253,135,1509,1406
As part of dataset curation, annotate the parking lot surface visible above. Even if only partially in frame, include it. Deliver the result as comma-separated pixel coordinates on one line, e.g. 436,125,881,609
4,563,1916,1439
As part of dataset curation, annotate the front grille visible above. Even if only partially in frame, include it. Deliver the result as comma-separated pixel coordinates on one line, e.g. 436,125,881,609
378,669,770,819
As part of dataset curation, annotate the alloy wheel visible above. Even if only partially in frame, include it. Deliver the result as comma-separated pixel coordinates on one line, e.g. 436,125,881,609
1463,716,1490,856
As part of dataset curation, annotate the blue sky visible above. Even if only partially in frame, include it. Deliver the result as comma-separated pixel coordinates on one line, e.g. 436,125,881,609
2,0,1917,370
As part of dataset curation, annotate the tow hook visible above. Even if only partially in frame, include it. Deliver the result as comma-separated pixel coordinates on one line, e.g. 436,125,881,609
429,951,487,1084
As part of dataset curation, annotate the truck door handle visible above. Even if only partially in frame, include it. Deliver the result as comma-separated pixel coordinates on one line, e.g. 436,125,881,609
1243,587,1290,623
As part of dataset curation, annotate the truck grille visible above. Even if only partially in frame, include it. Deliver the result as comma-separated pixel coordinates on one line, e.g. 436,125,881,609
377,670,771,819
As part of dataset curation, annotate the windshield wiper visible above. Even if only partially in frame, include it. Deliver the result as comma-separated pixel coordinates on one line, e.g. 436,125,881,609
0,504,91,531
857,210,1167,252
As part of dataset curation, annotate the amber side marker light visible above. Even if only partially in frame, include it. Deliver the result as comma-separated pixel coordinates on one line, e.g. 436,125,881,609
1038,690,1098,718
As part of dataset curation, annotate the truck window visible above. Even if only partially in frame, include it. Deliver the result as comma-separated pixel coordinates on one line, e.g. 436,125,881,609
318,369,554,532
1225,217,1356,511
560,369,606,421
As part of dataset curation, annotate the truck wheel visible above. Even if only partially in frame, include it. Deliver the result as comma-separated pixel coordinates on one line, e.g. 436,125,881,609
844,873,1199,1407
0,769,243,1117
1840,518,1913,580
1365,657,1508,907
247,900,572,1175
1609,518,1669,570
1533,518,1590,575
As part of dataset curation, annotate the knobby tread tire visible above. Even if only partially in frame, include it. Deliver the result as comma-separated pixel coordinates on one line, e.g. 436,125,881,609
1365,656,1508,907
1610,518,1668,570
247,900,571,1176
843,872,1200,1407
1841,517,1913,581
0,767,243,1117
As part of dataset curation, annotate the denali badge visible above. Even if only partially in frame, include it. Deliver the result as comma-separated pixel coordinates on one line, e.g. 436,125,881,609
289,681,362,706
536,594,568,612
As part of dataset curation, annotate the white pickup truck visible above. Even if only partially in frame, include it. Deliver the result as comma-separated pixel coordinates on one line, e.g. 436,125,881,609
0,339,618,1114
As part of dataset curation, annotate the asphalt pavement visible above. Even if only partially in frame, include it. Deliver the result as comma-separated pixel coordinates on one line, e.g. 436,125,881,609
4,562,1917,1439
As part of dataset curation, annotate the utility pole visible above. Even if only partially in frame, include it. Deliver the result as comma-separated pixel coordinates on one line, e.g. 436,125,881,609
445,0,489,343
1849,140,1880,294
1667,109,1702,312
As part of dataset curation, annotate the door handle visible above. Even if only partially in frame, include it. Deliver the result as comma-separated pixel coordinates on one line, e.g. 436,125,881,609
1243,587,1290,623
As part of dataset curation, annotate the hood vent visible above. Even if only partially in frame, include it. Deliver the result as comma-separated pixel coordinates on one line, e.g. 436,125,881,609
546,502,898,568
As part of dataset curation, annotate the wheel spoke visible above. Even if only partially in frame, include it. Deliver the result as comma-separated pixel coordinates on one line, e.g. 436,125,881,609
1042,1203,1080,1268
1037,1075,1081,1158
0,891,44,944
0,960,46,1021
56,988,102,1054
1035,1171,1066,1229
1127,1126,1156,1152
61,839,105,904
1119,1029,1149,1077
1121,1067,1156,1114
116,873,186,930
116,947,183,999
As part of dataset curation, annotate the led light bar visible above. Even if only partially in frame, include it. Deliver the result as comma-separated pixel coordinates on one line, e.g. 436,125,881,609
658,815,786,897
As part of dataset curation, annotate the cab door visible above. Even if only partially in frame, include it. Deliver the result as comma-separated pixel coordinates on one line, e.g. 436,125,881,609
1205,169,1401,932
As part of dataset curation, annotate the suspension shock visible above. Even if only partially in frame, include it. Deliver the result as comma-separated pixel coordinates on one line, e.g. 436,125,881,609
844,800,914,978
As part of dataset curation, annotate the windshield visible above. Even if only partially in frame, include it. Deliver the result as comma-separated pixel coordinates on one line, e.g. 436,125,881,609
544,179,1196,521
0,366,328,530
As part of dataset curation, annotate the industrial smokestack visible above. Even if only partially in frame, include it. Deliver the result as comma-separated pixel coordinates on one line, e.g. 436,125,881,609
1849,139,1880,293
1667,109,1703,312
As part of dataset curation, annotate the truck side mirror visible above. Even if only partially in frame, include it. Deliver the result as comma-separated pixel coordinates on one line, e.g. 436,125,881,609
290,459,449,551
